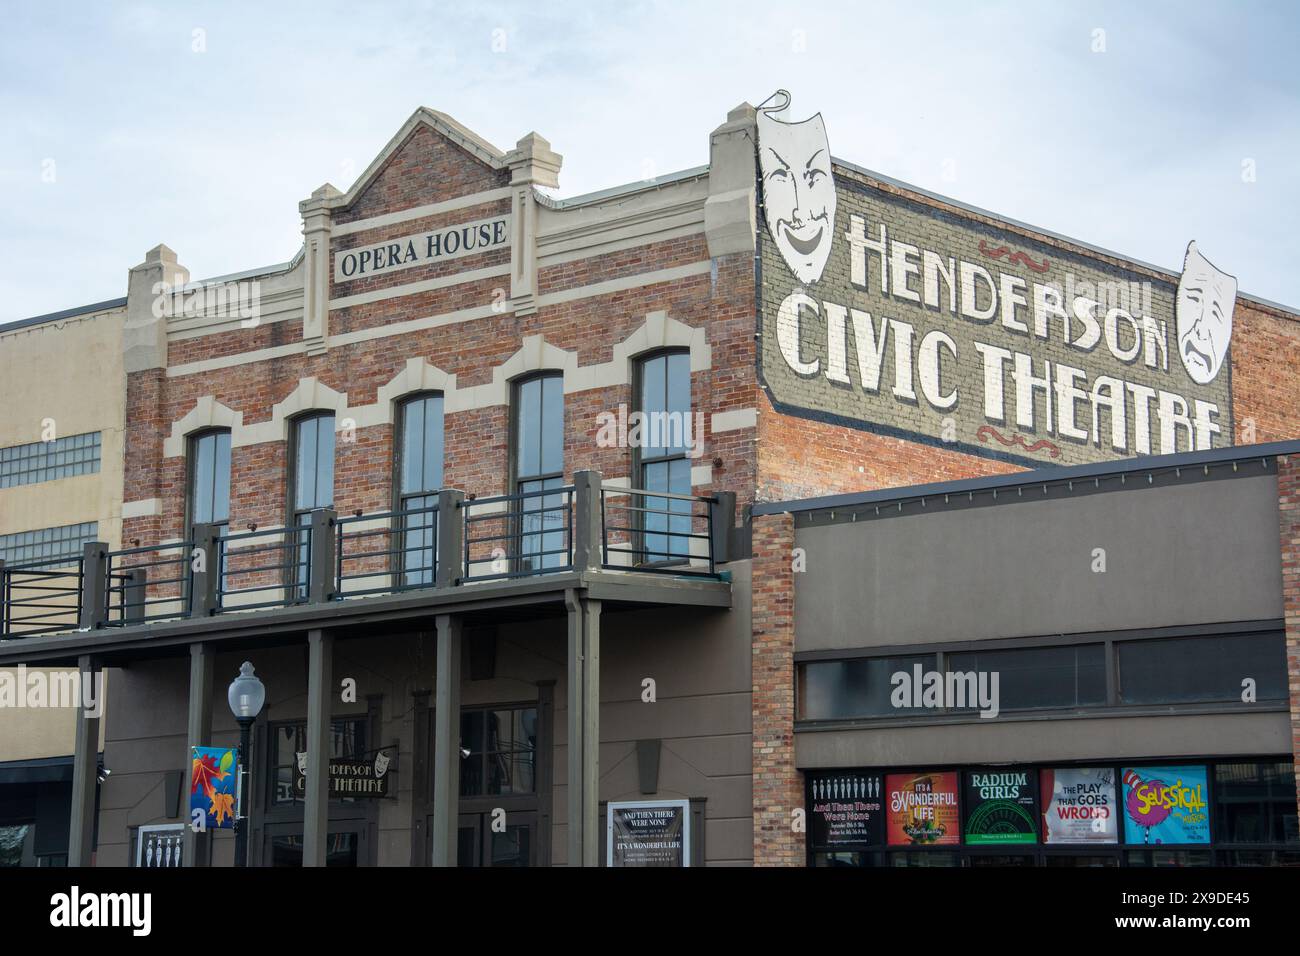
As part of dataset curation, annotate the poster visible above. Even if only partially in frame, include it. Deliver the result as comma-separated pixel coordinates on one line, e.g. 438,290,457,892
964,769,1038,844
1121,766,1210,844
1040,768,1117,844
606,800,690,867
190,746,237,830
809,772,885,847
886,771,960,846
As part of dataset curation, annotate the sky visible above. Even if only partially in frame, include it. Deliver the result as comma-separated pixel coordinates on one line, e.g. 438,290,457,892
2,0,1297,323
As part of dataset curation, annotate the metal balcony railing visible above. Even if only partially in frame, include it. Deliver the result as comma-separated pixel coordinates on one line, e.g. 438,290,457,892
0,471,735,640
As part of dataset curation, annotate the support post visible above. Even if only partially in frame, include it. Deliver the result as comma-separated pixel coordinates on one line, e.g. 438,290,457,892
190,523,220,616
565,591,601,865
78,541,109,630
183,644,214,867
122,568,147,624
430,614,463,865
303,629,333,866
436,489,465,588
307,509,337,604
572,470,603,571
69,654,100,866
710,491,736,567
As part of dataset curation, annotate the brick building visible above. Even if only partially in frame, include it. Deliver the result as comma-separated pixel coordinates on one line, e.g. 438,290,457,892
0,96,1297,867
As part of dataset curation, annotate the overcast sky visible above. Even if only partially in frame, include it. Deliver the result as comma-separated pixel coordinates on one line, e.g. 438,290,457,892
2,0,1297,323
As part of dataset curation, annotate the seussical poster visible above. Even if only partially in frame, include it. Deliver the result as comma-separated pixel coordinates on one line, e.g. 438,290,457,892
1121,766,1210,845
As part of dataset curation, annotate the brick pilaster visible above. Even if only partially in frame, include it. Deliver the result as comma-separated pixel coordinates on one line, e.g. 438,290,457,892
1279,454,1300,814
751,511,803,865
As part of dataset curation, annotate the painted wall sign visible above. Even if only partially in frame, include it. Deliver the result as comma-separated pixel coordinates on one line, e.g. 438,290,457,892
333,213,510,283
809,771,885,847
1121,765,1210,845
606,799,691,867
756,92,1235,467
886,771,960,845
963,769,1038,844
1040,767,1117,844
190,746,237,830
293,749,393,798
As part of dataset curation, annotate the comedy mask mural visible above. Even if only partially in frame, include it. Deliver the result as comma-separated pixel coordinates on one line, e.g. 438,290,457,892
757,91,836,285
756,91,1237,467
1176,241,1236,385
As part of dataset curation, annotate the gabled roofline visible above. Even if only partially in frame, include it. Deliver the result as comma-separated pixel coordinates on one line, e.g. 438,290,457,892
753,439,1300,517
311,107,509,214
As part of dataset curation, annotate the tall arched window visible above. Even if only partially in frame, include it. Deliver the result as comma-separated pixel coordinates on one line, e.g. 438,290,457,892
186,429,231,535
635,350,692,562
396,393,444,585
511,373,564,572
288,412,335,595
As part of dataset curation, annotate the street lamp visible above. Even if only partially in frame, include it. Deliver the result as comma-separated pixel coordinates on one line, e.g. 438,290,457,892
227,661,266,867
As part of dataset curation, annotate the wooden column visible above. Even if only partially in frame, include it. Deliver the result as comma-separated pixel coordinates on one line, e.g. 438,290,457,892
183,643,214,866
69,654,100,866
566,592,601,866
430,614,463,866
302,629,333,866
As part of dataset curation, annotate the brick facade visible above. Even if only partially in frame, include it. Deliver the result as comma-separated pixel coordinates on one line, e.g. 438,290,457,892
1281,454,1300,816
751,511,801,865
122,123,758,565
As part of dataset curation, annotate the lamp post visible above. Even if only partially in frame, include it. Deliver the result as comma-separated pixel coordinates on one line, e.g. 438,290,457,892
227,661,266,867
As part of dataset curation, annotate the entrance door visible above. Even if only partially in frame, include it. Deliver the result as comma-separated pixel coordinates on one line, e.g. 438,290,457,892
263,822,366,866
453,811,538,867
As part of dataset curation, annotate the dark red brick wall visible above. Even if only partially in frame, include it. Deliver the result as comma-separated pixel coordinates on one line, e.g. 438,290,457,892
1280,454,1300,817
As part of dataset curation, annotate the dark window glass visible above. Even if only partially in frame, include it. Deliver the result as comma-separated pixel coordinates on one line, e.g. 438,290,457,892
270,718,366,806
397,395,443,586
797,655,938,719
188,430,231,529
637,351,692,563
459,706,538,797
292,413,335,512
513,375,564,572
289,413,335,594
269,832,357,867
1118,633,1286,705
946,644,1106,712
1214,761,1299,845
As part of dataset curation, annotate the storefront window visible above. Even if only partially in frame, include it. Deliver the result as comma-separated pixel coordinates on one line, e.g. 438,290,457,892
270,717,367,806
947,644,1105,712
1118,633,1286,705
798,655,936,719
459,706,537,797
1214,761,1299,844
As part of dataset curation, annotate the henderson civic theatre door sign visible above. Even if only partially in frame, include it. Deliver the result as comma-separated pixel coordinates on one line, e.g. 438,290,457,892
755,90,1237,467
293,748,394,799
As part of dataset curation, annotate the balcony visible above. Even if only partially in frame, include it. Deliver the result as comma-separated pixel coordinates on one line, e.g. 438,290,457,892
0,471,736,645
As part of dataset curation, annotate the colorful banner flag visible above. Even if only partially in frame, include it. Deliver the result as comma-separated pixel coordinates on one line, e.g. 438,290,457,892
190,746,238,830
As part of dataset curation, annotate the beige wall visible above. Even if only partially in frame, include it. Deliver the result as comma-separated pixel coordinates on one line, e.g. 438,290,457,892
0,305,126,760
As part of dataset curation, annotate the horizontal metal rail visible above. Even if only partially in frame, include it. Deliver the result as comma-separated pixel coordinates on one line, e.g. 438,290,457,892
105,541,193,626
600,487,717,576
461,486,574,583
336,502,439,597
1,556,85,638
215,524,311,613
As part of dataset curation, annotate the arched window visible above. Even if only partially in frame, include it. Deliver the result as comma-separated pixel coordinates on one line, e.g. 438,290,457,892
395,393,444,585
186,429,231,534
511,373,564,572
288,412,335,594
635,350,692,562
